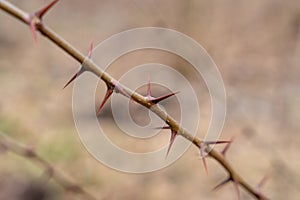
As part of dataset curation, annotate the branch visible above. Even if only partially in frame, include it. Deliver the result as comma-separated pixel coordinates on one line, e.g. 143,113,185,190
0,132,98,200
0,1,268,199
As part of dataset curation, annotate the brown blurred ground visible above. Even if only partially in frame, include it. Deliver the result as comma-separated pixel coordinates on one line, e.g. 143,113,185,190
1,0,300,199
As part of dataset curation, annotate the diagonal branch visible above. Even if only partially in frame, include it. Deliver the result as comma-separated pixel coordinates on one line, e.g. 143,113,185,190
0,1,268,199
0,132,97,200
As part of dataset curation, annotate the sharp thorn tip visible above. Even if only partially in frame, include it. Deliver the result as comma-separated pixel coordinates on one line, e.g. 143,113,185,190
151,91,179,104
147,77,151,97
166,130,177,158
154,126,171,130
88,42,94,58
200,144,208,174
212,177,231,191
96,87,114,116
63,70,83,89
30,20,37,43
221,135,236,155
35,0,59,19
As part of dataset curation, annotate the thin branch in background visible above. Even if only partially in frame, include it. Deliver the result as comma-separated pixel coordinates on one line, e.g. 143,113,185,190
0,132,98,200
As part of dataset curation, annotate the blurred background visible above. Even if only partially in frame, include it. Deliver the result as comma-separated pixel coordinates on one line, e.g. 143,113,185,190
1,0,300,199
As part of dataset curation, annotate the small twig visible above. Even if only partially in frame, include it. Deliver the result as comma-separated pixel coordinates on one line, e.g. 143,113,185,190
0,132,98,200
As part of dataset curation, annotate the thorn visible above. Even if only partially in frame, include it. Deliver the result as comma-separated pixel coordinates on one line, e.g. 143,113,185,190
151,92,179,104
28,0,59,43
221,134,236,156
96,85,114,116
145,79,179,104
145,78,154,101
204,140,232,145
233,179,240,200
257,171,271,191
154,126,171,130
198,141,231,174
63,43,93,89
166,130,177,158
63,69,83,89
35,0,59,19
200,143,208,174
212,177,231,191
29,19,37,43
147,77,151,98
87,41,93,58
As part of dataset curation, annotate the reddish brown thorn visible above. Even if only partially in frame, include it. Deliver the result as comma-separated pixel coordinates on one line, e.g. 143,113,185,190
221,134,236,156
63,69,83,89
200,143,208,174
96,85,114,116
145,77,155,101
28,0,59,43
257,171,271,192
87,42,93,58
147,77,151,98
154,126,171,130
145,79,178,104
204,140,232,145
151,91,179,104
35,0,59,19
233,179,240,200
166,130,177,158
63,43,93,89
29,19,37,43
212,177,231,191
